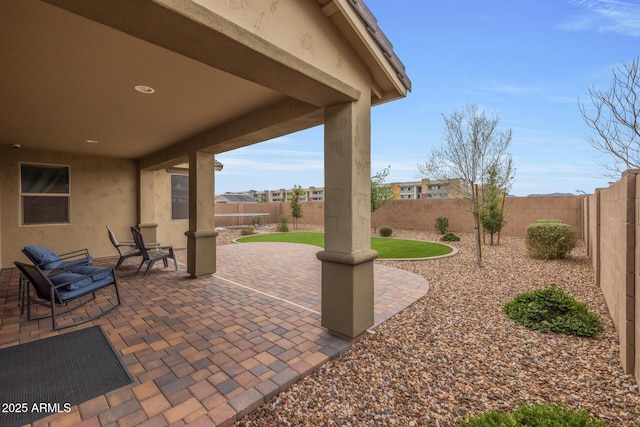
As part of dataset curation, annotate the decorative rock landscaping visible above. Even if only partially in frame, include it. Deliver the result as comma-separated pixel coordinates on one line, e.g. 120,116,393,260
225,226,640,426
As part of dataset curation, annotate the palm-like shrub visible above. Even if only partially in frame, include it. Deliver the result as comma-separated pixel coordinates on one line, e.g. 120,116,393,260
435,216,449,234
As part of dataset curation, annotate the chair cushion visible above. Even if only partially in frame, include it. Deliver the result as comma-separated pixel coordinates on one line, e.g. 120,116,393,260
23,246,63,270
71,266,111,281
49,272,93,291
60,257,93,270
56,277,115,301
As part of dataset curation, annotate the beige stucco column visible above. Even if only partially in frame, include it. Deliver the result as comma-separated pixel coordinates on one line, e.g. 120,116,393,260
316,96,377,340
138,169,158,243
184,150,218,277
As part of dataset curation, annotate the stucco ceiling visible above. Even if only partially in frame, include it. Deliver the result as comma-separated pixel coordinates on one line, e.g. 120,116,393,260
0,0,286,159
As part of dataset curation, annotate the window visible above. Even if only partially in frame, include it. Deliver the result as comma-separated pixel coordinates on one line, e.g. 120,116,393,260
171,175,189,220
20,163,70,225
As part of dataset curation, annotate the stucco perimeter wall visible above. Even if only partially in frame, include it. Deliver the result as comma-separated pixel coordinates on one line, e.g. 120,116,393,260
216,195,583,238
370,196,583,238
583,170,639,382
214,201,324,227
0,147,138,269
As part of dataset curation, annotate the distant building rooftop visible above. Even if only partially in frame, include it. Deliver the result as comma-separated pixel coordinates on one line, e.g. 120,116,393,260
216,193,256,203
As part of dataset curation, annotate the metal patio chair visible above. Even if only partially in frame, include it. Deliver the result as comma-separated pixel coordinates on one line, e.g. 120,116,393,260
14,261,121,330
22,245,92,272
130,227,178,276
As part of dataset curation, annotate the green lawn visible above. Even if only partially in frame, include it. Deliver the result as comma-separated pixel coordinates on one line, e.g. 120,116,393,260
236,232,453,259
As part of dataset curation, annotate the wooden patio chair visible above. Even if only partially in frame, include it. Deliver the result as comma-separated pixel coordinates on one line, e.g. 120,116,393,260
130,227,178,276
14,261,121,330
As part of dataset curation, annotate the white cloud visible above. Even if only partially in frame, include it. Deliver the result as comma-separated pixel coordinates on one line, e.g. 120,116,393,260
482,81,540,95
559,0,640,37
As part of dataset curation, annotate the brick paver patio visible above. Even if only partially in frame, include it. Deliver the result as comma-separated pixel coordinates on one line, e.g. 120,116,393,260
0,242,429,426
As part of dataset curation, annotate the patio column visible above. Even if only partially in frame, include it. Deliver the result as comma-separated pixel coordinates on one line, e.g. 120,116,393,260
138,169,158,243
185,150,218,277
316,96,377,340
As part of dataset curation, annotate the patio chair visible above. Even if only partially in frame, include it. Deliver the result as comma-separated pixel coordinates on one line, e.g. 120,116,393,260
22,245,92,272
106,225,160,269
130,227,178,276
14,261,121,330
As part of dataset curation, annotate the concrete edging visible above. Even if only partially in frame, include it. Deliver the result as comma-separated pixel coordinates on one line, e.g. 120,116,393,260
232,234,459,261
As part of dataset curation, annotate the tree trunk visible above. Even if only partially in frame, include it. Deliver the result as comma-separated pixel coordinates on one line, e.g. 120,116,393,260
473,184,483,268
473,214,483,268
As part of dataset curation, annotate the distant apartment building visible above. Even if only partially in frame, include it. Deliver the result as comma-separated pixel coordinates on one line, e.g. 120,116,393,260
221,179,466,202
389,178,465,199
218,186,325,203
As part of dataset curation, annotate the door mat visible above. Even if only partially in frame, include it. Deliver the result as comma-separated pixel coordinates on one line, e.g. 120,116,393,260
0,326,133,427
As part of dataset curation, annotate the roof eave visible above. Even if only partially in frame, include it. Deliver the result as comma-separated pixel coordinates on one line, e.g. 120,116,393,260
320,0,411,105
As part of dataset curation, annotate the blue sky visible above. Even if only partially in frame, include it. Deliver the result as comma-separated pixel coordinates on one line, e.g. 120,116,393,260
216,0,640,197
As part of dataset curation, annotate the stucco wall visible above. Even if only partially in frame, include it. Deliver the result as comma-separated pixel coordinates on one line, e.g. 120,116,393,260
215,195,584,238
154,171,189,249
373,196,583,238
0,147,138,269
191,0,368,91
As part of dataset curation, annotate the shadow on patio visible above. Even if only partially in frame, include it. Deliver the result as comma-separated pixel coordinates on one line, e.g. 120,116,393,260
0,242,429,426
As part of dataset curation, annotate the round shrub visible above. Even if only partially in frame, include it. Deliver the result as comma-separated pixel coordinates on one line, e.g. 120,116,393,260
379,226,393,237
525,219,576,259
277,222,289,232
459,402,606,426
535,218,565,223
502,284,601,337
441,233,460,242
240,227,255,236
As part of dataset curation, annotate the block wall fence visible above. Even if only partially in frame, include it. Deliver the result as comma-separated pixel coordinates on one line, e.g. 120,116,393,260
214,195,584,238
583,169,640,385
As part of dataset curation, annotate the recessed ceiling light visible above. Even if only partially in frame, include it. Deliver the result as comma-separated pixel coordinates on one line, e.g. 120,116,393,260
85,139,99,144
134,85,155,94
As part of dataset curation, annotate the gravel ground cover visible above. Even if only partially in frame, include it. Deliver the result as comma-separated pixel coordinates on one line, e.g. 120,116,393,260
217,225,640,426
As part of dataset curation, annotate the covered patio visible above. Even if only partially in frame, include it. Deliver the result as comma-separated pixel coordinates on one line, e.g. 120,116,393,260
1,0,410,341
0,239,429,426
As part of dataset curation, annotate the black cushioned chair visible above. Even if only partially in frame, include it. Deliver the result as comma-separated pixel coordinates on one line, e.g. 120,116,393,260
130,227,177,276
20,245,94,314
14,261,121,330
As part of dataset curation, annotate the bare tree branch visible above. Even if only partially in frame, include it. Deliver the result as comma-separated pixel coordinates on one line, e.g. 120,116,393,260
579,57,640,178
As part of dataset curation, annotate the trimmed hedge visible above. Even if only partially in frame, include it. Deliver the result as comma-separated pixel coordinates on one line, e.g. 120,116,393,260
525,219,576,259
379,226,393,237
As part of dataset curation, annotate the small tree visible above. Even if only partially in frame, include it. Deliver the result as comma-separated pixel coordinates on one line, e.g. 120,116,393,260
418,104,514,267
289,185,304,229
480,198,505,245
371,166,396,232
480,162,511,245
579,57,640,178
